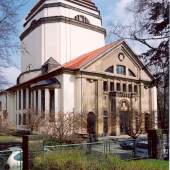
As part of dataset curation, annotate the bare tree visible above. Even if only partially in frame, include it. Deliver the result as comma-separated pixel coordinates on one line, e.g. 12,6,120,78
47,112,87,143
0,0,28,88
127,112,143,140
126,112,144,157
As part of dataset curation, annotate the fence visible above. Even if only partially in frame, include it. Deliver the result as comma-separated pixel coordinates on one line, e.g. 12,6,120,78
0,136,156,170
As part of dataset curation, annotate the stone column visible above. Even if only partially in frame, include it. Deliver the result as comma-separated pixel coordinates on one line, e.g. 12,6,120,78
33,90,36,113
38,89,42,115
16,91,19,111
26,88,29,125
45,89,50,118
97,79,103,135
16,91,19,125
21,89,23,111
54,88,60,119
115,99,120,136
26,88,29,110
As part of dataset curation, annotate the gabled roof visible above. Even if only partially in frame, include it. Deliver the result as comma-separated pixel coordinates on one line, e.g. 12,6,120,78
64,40,123,69
64,40,154,80
5,40,154,92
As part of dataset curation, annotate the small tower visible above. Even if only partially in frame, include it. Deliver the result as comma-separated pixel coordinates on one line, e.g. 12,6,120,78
21,0,106,72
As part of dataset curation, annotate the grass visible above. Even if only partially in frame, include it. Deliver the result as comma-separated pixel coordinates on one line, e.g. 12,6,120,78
0,134,21,143
33,149,169,170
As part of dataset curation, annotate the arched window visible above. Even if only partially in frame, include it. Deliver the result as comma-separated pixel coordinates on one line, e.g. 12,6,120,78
75,15,90,24
128,69,136,77
116,65,126,75
105,66,114,73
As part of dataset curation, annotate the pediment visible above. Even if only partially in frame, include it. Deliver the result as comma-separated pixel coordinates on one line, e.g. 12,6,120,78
82,41,153,82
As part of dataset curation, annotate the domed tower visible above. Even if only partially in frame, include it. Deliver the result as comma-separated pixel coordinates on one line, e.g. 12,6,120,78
21,0,106,72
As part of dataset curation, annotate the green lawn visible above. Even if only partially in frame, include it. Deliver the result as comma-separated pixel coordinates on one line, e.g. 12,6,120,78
0,135,21,142
33,150,169,170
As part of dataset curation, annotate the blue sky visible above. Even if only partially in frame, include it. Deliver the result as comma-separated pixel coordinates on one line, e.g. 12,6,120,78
5,0,138,86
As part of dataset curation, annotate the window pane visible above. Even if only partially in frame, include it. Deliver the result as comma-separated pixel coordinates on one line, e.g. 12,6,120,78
14,152,23,161
129,84,132,92
134,85,138,93
123,84,126,92
117,83,121,91
103,81,108,91
75,15,90,24
116,65,126,75
105,66,114,73
110,82,114,91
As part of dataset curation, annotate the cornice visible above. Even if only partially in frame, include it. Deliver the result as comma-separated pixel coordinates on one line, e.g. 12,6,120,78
24,2,101,27
20,16,106,40
26,0,99,21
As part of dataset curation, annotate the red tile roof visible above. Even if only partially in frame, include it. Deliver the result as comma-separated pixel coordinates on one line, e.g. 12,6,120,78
64,40,123,69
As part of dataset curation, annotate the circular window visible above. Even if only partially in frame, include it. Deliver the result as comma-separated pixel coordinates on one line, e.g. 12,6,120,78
118,53,125,62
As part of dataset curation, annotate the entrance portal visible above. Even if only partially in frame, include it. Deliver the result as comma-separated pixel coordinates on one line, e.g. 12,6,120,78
120,111,130,134
87,112,96,135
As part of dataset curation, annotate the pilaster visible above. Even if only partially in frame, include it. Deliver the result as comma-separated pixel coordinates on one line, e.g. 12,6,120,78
38,89,42,114
45,88,50,118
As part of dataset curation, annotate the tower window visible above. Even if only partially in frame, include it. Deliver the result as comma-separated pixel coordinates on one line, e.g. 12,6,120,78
116,65,126,75
75,15,90,24
105,66,114,73
128,69,136,77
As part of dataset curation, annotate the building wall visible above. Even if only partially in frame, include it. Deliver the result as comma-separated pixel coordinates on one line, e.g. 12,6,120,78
21,26,42,71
